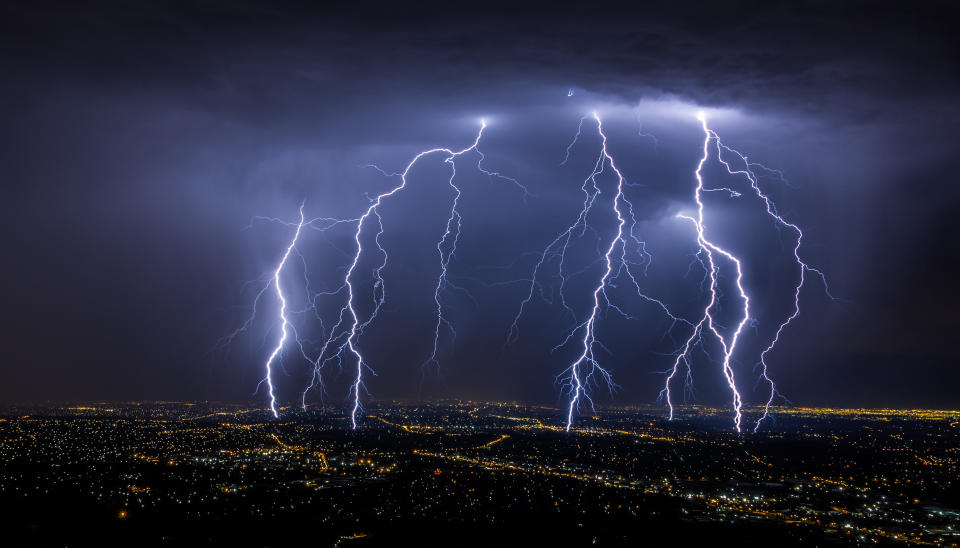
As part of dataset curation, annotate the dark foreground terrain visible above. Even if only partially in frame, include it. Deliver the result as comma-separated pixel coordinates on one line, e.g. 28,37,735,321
1,402,958,546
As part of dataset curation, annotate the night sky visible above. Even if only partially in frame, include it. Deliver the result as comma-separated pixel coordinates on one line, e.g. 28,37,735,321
2,1,958,409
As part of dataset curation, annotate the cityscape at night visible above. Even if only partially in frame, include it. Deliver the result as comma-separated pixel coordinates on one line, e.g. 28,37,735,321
2,402,958,545
3,0,958,546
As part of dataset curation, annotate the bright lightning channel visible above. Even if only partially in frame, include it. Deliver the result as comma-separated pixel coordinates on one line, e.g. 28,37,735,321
560,113,626,431
260,204,306,417
707,120,835,432
233,108,832,432
659,112,833,431
507,113,690,431
307,121,524,429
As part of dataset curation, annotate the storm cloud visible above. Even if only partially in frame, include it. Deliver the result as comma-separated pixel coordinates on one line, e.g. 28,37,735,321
1,0,958,409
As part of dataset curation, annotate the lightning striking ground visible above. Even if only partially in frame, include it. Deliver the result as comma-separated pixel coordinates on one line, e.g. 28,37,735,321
306,121,524,428
709,126,834,432
508,113,690,431
260,204,306,417
659,112,832,431
229,107,833,433
558,114,627,430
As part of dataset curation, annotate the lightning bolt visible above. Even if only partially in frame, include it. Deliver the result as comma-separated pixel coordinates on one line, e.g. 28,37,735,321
658,113,749,431
221,207,361,416
229,107,832,433
259,204,306,417
423,121,527,374
659,112,833,432
508,113,690,431
708,125,834,432
558,114,627,431
307,121,524,429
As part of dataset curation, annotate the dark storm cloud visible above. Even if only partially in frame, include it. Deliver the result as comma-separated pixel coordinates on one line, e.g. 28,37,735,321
6,1,955,123
1,0,958,408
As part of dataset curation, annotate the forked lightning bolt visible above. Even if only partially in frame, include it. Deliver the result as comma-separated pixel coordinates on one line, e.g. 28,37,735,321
423,122,528,374
307,121,523,428
708,123,834,431
659,112,832,431
229,107,833,433
221,206,358,416
260,204,306,417
558,114,626,430
508,113,689,431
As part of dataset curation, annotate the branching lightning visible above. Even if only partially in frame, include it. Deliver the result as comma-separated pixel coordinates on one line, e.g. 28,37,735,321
709,124,834,432
423,122,529,374
227,105,834,433
304,121,524,428
659,112,833,431
260,204,306,417
507,113,691,431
